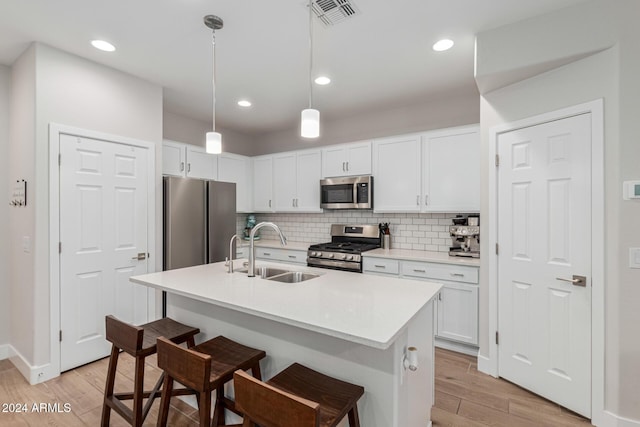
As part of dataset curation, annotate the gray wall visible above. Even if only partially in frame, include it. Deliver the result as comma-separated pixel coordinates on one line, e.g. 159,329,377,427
163,110,255,156
0,65,10,351
10,43,163,368
476,0,639,420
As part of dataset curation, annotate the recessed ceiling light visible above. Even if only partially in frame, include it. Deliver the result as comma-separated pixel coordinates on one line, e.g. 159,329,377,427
237,100,252,107
91,40,116,52
314,76,331,85
432,39,454,52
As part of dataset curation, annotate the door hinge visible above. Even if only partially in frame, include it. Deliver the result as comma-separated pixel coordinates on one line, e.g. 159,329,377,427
59,242,62,253
495,331,499,345
59,330,62,342
495,243,499,255
495,154,500,167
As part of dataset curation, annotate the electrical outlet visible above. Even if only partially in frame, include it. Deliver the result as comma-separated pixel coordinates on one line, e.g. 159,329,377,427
22,236,31,253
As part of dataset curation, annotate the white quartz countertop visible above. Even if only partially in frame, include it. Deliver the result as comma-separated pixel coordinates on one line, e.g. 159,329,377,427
365,248,480,267
131,260,441,350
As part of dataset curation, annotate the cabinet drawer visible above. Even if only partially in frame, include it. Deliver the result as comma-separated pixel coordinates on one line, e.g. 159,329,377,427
362,258,400,275
401,261,478,284
255,247,307,264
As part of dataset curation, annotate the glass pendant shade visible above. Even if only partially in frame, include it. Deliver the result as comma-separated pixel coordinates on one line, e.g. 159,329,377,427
301,108,320,138
206,131,222,154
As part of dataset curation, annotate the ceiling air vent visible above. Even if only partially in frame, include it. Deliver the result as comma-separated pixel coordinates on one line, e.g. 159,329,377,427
311,0,360,26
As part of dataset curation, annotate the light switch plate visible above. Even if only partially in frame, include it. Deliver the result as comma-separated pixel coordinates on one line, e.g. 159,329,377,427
623,181,640,200
22,236,31,253
630,248,640,269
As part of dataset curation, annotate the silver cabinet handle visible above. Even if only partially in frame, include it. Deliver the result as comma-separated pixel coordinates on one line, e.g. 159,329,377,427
374,264,386,268
416,195,420,206
425,195,429,205
288,255,297,259
292,199,295,207
342,162,346,171
556,275,587,287
413,269,426,273
450,273,465,277
187,163,191,172
295,198,298,207
180,162,184,172
269,199,271,208
263,252,271,256
346,161,349,171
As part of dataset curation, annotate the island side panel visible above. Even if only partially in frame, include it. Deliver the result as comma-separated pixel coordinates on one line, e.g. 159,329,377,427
167,293,432,426
407,301,434,426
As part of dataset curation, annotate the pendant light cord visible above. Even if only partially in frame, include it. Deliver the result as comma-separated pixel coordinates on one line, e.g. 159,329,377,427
211,30,217,131
308,0,313,109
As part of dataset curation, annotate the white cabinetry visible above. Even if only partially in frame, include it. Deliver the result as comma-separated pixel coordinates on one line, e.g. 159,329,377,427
255,247,307,265
422,125,480,212
218,152,252,212
372,125,480,213
273,150,322,212
252,155,274,212
322,141,372,177
162,140,218,180
372,134,422,212
362,255,479,349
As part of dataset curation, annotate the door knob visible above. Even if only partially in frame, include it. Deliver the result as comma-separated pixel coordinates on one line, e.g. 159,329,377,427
132,253,147,261
556,275,586,287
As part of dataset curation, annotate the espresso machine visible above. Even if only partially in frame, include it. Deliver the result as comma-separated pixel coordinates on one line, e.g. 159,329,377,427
449,215,480,258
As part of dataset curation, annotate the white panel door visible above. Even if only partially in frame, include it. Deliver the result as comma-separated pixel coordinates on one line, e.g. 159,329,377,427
497,114,591,417
186,145,217,180
162,140,185,177
372,135,421,212
322,146,348,178
219,153,251,212
344,141,372,176
252,156,273,212
59,134,149,371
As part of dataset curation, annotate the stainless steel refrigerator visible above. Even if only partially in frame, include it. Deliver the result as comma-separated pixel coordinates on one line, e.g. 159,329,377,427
163,176,237,271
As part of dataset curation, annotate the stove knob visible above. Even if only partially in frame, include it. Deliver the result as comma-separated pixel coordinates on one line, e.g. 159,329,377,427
347,255,354,261
317,252,322,257
340,254,347,260
311,252,317,257
328,254,334,259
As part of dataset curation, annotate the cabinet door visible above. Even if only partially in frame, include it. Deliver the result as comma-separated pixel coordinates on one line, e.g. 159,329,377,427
273,153,297,211
219,153,252,212
422,126,480,212
162,140,186,177
186,145,218,180
437,282,478,345
372,135,421,212
252,156,273,212
322,146,347,178
344,141,372,176
295,150,322,212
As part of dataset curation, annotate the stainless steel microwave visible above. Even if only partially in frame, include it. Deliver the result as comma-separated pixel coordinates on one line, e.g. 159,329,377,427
320,176,373,209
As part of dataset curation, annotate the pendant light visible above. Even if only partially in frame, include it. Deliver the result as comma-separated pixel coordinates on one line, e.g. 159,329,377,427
204,15,223,154
301,0,320,138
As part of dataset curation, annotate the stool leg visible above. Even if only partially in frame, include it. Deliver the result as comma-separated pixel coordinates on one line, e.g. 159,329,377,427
347,406,361,427
251,363,262,381
198,390,212,427
187,336,196,349
132,356,146,427
157,375,174,427
101,345,119,427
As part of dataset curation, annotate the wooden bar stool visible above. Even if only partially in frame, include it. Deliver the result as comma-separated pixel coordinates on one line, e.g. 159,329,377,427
101,315,200,427
234,363,364,427
156,335,266,427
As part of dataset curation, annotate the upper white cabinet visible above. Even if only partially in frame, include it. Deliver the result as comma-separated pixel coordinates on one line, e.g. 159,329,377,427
252,155,274,212
322,141,372,177
162,140,218,180
273,149,322,212
372,134,422,212
422,125,480,212
372,125,480,213
218,152,252,213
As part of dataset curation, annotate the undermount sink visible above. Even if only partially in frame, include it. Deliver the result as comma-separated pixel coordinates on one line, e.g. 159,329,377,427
235,266,290,278
267,271,319,283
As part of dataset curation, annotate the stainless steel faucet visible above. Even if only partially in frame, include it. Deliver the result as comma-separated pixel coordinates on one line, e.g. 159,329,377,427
227,234,238,273
248,222,287,277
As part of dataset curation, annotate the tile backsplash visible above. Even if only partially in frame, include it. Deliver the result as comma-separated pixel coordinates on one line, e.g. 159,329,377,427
236,211,464,253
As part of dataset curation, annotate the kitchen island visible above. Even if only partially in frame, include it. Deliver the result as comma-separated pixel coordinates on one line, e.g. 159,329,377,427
131,259,442,426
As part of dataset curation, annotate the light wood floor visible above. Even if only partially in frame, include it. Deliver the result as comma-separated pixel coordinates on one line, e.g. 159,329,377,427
432,348,593,426
0,348,594,426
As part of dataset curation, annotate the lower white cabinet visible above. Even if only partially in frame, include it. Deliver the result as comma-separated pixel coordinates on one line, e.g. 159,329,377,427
255,247,307,265
363,256,479,347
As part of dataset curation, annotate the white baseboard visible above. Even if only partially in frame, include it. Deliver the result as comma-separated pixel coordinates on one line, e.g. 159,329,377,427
8,345,56,385
476,352,496,377
0,344,8,360
434,338,478,357
597,410,640,427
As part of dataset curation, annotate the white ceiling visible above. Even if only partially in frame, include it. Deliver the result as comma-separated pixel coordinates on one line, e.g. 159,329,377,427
0,0,587,135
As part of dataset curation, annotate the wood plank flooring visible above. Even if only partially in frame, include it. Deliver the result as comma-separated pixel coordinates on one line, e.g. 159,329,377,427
0,348,594,426
432,348,593,427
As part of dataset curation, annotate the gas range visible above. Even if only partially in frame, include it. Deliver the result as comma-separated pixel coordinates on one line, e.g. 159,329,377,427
307,224,381,272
